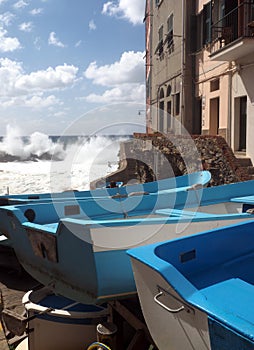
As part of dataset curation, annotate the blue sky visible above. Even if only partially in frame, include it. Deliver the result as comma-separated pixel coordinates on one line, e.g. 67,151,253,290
0,0,146,135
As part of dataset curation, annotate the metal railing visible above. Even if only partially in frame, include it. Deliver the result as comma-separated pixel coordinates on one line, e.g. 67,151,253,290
211,1,254,50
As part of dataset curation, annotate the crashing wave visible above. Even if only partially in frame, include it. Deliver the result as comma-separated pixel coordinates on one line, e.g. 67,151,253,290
0,151,64,162
0,126,66,162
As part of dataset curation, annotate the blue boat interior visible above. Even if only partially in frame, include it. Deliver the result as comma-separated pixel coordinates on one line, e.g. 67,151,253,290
155,221,254,289
21,209,253,237
128,220,254,341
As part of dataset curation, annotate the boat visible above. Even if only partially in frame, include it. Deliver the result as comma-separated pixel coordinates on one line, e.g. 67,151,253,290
127,219,254,350
0,171,211,246
0,171,211,240
1,179,254,305
0,170,211,205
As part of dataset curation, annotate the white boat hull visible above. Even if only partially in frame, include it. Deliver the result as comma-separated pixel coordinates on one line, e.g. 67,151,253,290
20,214,252,304
131,259,211,350
128,220,254,350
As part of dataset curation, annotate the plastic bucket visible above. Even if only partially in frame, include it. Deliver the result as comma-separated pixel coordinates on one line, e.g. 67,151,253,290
22,288,108,350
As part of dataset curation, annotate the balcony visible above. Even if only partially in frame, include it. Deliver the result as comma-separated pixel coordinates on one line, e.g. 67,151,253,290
210,2,254,61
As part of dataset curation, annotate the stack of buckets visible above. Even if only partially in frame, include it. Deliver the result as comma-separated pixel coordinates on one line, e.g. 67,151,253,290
17,287,109,350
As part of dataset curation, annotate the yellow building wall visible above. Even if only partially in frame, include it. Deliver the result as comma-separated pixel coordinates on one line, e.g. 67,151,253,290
196,46,230,138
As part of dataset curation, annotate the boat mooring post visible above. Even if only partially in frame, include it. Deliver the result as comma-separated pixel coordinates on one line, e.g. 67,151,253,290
96,322,118,350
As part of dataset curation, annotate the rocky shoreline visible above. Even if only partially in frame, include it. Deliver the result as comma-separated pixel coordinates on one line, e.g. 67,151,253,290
91,134,251,188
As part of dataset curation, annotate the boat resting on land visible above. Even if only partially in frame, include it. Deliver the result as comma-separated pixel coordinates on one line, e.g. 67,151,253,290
128,219,254,350
1,180,254,304
0,170,211,205
0,170,211,247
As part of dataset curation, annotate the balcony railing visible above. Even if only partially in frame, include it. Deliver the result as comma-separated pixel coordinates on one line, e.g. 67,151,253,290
211,1,254,51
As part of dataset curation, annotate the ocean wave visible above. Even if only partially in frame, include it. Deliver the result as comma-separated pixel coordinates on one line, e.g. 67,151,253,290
0,151,63,162
0,125,130,163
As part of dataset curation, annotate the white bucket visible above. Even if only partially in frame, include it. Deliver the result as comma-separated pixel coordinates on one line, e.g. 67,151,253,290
22,288,108,350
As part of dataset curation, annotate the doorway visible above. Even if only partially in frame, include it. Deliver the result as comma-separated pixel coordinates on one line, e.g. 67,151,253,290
167,100,172,131
209,97,219,135
239,96,247,151
159,101,164,132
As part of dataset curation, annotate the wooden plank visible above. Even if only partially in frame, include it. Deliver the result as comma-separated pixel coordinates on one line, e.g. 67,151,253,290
127,330,151,350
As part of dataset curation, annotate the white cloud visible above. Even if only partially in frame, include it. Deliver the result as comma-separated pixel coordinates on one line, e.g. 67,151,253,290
0,12,15,26
85,83,145,104
102,0,145,25
15,64,79,91
24,94,61,108
0,0,7,5
48,31,66,48
0,58,24,97
0,27,21,52
84,51,145,104
13,0,29,10
89,19,96,31
0,59,76,113
30,8,43,15
0,58,79,98
1,94,61,109
19,21,33,32
84,51,144,86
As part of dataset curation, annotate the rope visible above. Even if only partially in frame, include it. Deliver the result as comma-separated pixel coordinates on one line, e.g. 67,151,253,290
86,342,112,350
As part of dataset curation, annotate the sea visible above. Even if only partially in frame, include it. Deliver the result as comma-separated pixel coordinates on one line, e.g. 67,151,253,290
0,130,130,195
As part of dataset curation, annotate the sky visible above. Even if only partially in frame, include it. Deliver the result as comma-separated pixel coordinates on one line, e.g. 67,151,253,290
0,0,146,135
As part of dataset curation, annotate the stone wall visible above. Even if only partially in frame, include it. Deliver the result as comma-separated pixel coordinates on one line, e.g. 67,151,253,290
90,133,251,188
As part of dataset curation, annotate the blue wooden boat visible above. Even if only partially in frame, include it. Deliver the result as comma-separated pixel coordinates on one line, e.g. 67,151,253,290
0,171,211,240
1,179,254,305
0,171,211,247
0,170,211,205
128,220,254,350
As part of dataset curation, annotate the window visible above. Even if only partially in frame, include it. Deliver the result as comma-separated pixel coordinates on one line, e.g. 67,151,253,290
155,0,163,7
175,92,180,116
167,101,172,130
159,101,164,132
159,25,163,42
165,14,174,48
203,2,212,45
159,87,165,132
166,84,172,96
210,79,220,92
155,25,164,57
159,87,164,99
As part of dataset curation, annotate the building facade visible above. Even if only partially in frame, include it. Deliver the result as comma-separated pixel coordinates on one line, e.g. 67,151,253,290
145,0,199,135
146,0,254,163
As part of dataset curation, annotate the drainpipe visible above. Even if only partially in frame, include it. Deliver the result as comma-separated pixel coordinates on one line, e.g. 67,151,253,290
181,0,186,132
